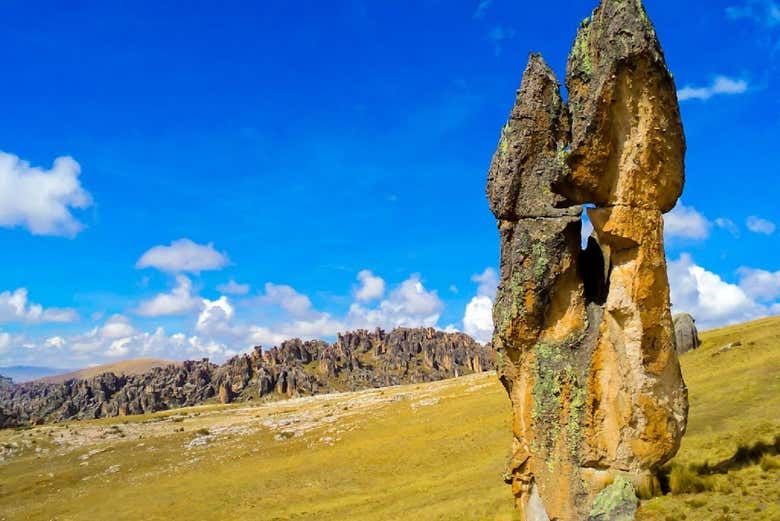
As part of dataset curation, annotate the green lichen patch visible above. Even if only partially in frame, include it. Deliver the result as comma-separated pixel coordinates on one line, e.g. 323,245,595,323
571,20,593,77
566,368,587,457
588,476,638,521
531,338,589,461
498,122,511,155
531,243,550,282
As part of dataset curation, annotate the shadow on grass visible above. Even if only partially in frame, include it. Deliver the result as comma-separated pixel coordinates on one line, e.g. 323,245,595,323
658,434,780,495
697,434,780,475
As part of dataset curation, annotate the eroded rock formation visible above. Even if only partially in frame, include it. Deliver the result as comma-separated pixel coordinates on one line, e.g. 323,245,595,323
0,327,493,428
487,0,688,519
673,313,700,354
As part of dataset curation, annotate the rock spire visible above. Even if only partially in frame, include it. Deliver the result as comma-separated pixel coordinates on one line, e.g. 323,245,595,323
487,0,688,519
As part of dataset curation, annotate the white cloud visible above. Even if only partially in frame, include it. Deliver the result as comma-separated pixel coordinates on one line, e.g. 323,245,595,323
100,314,135,339
261,283,315,318
449,285,459,294
463,295,493,344
462,268,499,344
0,288,78,324
0,151,92,237
668,253,768,329
216,279,250,295
106,337,132,358
473,0,492,19
354,270,386,302
746,215,776,235
136,275,201,317
0,332,10,353
197,291,344,351
714,217,740,237
348,274,443,329
196,296,235,334
45,336,66,348
726,0,780,27
136,239,229,273
472,267,499,299
677,76,749,101
664,202,710,240
488,26,515,55
737,267,780,301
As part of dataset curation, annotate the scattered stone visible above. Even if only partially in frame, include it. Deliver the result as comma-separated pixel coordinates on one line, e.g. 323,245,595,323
411,398,440,410
714,341,743,356
186,434,212,450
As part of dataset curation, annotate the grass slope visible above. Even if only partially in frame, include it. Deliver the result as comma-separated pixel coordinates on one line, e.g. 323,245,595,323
35,358,179,384
0,316,778,521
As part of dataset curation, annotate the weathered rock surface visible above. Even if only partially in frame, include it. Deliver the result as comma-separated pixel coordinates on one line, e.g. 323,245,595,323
673,313,700,354
0,327,492,428
487,0,688,519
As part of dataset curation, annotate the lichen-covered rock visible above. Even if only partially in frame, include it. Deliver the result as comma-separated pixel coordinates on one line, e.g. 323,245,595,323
486,0,688,519
564,0,685,213
587,477,639,521
673,313,700,354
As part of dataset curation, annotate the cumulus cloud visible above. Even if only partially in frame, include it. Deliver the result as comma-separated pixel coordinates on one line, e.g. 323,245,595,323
216,279,250,295
354,270,385,302
462,268,499,344
348,274,443,329
136,239,229,273
714,217,740,237
197,293,343,352
0,288,78,324
746,215,776,235
472,268,499,299
664,202,710,240
726,0,780,27
463,296,493,344
0,151,92,237
45,336,66,348
737,267,780,301
136,275,201,317
196,296,235,334
677,76,749,101
668,254,768,329
100,314,135,339
0,332,10,353
260,283,316,318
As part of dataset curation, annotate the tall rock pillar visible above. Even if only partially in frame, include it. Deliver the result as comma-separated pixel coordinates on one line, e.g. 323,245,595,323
487,1,688,519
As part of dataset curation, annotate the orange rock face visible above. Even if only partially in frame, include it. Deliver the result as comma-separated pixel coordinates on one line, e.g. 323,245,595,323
486,1,688,519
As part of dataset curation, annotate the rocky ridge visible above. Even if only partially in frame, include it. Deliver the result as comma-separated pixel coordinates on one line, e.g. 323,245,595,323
0,327,493,428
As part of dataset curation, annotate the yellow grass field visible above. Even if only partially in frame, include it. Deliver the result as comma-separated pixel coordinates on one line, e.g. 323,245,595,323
1,316,778,520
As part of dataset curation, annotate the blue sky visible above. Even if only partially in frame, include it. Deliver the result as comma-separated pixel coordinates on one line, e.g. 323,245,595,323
1,0,778,369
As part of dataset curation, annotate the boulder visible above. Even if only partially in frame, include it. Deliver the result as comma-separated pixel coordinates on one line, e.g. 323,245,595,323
673,313,701,354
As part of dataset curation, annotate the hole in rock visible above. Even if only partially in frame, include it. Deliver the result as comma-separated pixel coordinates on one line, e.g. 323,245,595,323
579,204,608,306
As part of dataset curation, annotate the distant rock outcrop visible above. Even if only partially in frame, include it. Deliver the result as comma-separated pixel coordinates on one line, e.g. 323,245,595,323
487,0,688,519
673,313,701,354
0,327,492,428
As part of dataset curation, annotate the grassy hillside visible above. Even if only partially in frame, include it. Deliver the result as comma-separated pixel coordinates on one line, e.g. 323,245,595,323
35,358,178,384
0,316,778,520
